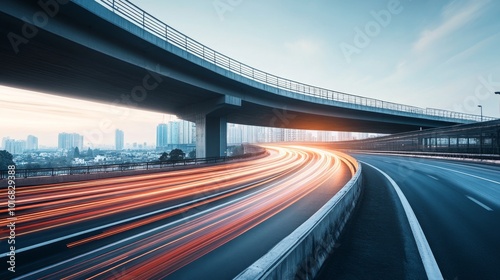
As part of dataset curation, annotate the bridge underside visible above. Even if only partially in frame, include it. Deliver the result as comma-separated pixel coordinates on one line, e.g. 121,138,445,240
0,1,465,156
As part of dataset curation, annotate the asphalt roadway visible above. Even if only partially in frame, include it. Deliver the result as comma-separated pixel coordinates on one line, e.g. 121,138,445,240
0,145,354,279
317,154,500,280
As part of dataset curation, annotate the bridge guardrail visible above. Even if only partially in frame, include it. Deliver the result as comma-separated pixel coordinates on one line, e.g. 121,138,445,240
0,150,267,180
90,0,493,123
235,154,362,280
332,119,500,156
350,150,500,161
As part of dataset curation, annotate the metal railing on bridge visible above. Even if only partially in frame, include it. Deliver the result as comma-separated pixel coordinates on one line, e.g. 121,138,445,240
332,119,500,159
91,0,494,123
0,150,267,180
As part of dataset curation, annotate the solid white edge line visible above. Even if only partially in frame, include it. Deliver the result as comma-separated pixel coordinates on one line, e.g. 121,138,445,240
466,195,493,211
361,161,443,280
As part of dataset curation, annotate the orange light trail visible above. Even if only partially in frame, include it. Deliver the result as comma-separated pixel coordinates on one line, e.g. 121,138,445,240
1,145,358,279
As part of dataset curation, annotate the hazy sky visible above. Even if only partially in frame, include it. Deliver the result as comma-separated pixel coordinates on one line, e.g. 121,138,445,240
2,0,500,147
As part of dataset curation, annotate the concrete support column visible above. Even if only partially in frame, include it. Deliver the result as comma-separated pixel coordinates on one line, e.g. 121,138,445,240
195,115,227,158
180,95,240,158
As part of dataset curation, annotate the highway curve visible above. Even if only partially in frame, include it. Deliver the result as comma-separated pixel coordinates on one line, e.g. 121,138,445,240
0,145,357,279
319,153,500,279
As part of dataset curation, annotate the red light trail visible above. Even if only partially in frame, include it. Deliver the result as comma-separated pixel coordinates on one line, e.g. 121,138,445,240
0,145,358,279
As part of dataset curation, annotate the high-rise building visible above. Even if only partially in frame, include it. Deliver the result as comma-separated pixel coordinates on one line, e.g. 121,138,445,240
4,139,14,153
156,124,168,149
26,135,38,150
318,131,336,142
179,120,195,144
168,121,180,145
268,127,282,142
115,129,124,150
241,125,255,143
58,133,83,150
338,132,353,141
4,139,26,154
2,137,10,150
256,127,267,143
258,127,283,143
228,123,243,144
284,129,299,142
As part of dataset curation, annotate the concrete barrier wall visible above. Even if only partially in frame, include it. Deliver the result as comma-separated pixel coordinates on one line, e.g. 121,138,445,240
235,160,363,280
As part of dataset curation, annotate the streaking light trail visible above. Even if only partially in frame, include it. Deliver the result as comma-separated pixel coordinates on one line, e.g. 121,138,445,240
0,145,358,279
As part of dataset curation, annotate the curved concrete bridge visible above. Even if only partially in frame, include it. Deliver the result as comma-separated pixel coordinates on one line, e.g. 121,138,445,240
0,0,489,157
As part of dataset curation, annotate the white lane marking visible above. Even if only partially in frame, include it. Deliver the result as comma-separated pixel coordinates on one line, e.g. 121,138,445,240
432,160,500,174
427,175,439,181
12,172,293,279
466,195,493,212
1,175,276,258
408,162,500,185
362,161,443,280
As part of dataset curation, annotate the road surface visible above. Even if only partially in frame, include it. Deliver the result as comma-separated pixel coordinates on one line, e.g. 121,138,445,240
318,153,500,279
0,145,357,279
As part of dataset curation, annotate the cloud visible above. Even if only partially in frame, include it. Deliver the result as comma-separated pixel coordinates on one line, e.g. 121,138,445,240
441,32,500,66
284,39,322,56
413,0,490,52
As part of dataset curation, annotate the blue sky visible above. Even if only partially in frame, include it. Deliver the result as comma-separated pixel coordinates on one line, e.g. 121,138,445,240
1,0,500,146
131,0,500,113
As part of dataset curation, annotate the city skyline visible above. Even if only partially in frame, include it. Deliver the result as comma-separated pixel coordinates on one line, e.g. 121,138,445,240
1,123,372,154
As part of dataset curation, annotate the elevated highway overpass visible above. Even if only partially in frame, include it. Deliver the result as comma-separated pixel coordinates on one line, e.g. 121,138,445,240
0,0,491,157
